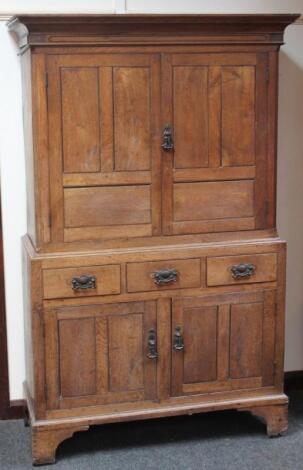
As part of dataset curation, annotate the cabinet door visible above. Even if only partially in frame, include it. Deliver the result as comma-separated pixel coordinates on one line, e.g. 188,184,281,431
171,291,276,397
47,54,161,243
44,301,158,410
162,53,269,235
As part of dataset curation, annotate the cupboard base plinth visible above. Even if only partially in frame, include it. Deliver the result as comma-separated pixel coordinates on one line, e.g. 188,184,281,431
27,392,288,465
32,424,89,466
240,403,288,437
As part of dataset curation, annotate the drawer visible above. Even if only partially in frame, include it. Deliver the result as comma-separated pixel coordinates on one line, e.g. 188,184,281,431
207,253,277,287
43,265,121,299
127,258,201,293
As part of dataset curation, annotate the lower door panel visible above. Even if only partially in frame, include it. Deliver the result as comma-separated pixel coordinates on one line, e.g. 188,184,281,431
171,290,276,397
44,300,158,410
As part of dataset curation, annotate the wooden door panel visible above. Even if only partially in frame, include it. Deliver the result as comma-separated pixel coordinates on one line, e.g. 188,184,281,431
61,67,101,174
173,66,209,169
222,66,255,167
64,186,151,227
47,54,161,243
171,290,276,397
183,306,217,383
173,180,254,221
59,317,96,397
44,301,157,410
108,314,144,392
114,67,151,171
230,302,263,379
162,52,269,235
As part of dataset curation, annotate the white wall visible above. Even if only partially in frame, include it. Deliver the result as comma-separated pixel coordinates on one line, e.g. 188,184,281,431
0,1,303,399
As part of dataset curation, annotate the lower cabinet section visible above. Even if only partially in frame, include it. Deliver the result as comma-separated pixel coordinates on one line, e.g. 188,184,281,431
23,237,287,465
44,289,277,411
44,301,158,409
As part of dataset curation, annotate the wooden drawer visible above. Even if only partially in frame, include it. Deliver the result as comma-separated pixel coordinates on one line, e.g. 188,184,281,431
207,253,277,287
43,265,121,299
127,258,201,293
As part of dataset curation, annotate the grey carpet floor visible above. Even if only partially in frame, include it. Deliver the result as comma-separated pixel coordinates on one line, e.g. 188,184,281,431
1,390,303,470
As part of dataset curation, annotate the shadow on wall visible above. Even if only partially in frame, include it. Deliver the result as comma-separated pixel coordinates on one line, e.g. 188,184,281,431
277,48,303,370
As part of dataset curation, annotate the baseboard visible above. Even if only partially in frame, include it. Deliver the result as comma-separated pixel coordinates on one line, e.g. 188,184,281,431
1,372,302,420
2,399,26,420
284,370,303,392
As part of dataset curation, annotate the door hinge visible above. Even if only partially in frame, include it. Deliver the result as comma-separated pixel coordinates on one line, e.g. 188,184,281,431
45,71,48,89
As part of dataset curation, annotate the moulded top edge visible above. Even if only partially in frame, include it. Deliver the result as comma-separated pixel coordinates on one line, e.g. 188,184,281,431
7,13,301,23
7,13,300,49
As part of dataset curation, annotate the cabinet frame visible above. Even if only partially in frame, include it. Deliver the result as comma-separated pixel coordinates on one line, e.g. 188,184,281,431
11,13,297,465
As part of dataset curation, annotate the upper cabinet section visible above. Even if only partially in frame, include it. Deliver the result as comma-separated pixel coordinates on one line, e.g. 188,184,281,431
9,14,299,250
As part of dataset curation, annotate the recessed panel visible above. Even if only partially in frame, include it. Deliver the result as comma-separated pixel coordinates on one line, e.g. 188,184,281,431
64,185,151,227
183,306,218,383
173,180,254,221
222,66,255,166
173,66,209,169
61,67,100,173
108,314,144,392
59,318,96,397
230,302,263,378
114,67,151,171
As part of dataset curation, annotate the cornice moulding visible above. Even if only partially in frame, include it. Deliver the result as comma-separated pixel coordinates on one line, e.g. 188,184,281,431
1,13,302,24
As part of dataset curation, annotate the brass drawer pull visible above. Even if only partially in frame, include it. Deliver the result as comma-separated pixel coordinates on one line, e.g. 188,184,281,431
71,275,96,291
230,263,255,280
152,268,178,286
147,328,158,359
173,326,184,351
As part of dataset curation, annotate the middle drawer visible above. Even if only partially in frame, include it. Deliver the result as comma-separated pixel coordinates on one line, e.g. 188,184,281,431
126,258,201,293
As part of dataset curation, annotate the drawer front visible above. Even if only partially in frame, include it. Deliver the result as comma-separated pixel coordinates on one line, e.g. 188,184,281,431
207,253,277,287
43,265,121,299
127,258,201,293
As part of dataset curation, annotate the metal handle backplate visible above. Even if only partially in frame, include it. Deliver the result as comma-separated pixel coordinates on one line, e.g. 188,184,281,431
147,328,158,359
152,268,178,286
162,126,174,152
230,263,255,280
173,326,184,351
72,275,96,291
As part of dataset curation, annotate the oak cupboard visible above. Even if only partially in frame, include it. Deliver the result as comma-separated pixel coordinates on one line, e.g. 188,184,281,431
9,14,299,465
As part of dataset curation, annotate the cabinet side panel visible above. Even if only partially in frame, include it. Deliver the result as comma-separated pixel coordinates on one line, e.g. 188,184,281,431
21,50,36,245
22,241,34,402
22,239,46,418
31,53,51,246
